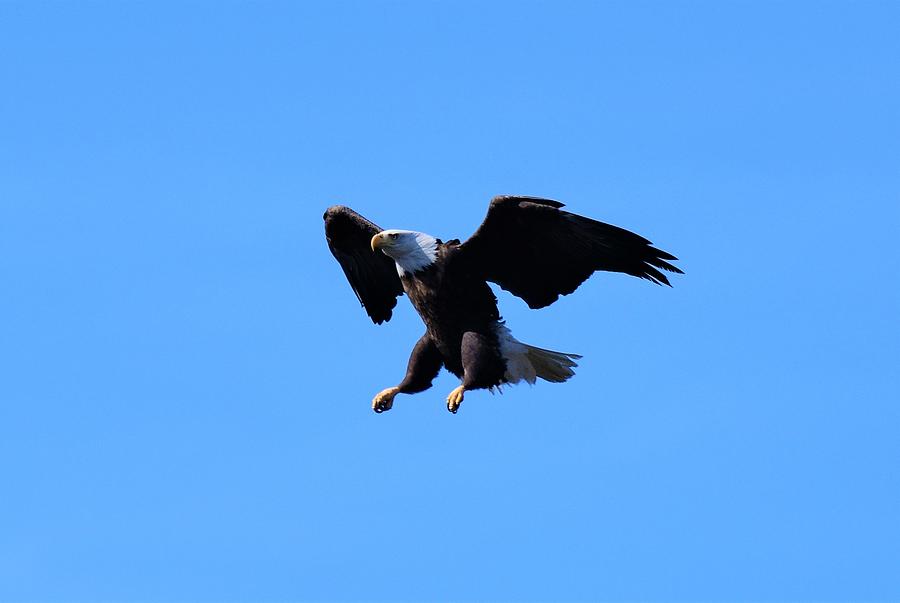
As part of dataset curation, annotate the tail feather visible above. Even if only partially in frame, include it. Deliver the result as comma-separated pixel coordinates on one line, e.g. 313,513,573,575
524,345,581,383
494,322,581,385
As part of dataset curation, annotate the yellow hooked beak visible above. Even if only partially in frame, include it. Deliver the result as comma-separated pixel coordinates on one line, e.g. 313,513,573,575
371,233,386,252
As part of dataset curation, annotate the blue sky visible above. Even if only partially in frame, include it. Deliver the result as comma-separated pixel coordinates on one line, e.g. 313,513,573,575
1,1,898,601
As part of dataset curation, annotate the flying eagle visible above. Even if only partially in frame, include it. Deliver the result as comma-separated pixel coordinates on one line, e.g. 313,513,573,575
323,196,682,414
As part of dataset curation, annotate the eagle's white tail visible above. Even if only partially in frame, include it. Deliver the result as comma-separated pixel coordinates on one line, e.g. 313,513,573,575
524,344,581,383
494,323,581,385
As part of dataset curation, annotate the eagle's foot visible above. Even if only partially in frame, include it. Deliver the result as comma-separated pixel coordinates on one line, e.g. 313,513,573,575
446,385,465,414
372,387,400,413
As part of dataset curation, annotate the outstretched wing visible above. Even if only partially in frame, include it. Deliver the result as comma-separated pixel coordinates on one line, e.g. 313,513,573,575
458,196,683,309
323,205,404,324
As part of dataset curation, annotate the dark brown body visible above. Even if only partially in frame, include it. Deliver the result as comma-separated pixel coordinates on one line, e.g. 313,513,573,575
396,242,508,393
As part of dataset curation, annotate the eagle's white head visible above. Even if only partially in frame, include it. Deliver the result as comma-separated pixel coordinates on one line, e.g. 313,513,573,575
371,229,439,276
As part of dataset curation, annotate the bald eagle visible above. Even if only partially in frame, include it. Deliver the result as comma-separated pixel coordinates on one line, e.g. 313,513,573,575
323,196,682,414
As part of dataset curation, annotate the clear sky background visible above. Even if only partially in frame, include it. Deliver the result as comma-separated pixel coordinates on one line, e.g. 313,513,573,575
1,1,898,601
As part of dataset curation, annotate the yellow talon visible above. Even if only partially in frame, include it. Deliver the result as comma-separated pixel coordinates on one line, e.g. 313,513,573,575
446,385,465,414
372,387,400,413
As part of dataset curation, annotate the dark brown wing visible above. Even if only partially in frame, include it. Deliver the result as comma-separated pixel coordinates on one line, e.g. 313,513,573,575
323,205,404,324
457,196,683,309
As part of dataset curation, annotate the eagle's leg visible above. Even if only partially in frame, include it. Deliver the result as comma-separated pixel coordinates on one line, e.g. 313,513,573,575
447,331,507,414
372,334,443,414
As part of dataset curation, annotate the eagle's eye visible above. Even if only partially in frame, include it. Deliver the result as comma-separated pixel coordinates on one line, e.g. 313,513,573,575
389,233,399,240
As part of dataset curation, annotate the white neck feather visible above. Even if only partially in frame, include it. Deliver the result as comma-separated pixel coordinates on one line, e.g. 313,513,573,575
394,232,438,276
